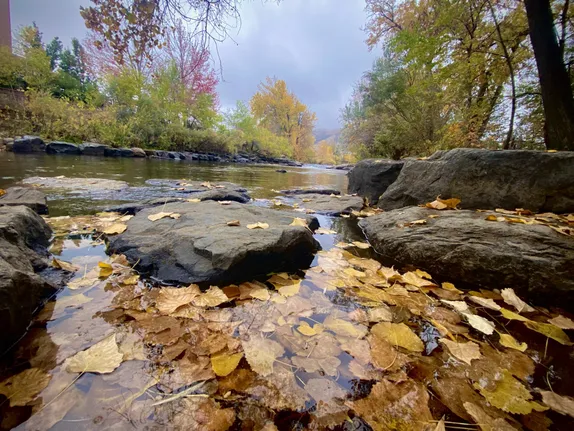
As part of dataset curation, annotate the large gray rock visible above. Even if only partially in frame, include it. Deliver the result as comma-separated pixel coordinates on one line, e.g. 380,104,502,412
0,187,48,214
347,159,404,205
79,142,108,156
131,147,146,157
281,187,341,196
379,149,574,213
359,207,574,305
105,147,134,157
13,136,45,153
46,141,81,155
22,176,128,191
295,193,364,216
0,206,56,352
108,201,321,285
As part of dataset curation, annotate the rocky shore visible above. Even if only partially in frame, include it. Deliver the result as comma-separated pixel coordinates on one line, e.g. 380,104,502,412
0,135,303,167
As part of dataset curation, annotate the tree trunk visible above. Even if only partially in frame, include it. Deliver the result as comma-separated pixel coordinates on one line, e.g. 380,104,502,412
524,0,574,150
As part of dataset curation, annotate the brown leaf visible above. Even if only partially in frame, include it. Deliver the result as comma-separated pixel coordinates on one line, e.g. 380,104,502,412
0,368,51,407
547,315,574,329
51,258,78,272
305,378,346,403
539,390,574,418
226,220,240,226
156,285,201,314
439,339,481,365
193,286,229,307
242,336,285,376
464,402,519,431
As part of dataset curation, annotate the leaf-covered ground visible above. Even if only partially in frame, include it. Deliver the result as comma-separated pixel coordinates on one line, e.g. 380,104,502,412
1,209,574,430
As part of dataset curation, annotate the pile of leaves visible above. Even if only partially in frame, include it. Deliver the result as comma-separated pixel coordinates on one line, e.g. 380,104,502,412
1,217,574,430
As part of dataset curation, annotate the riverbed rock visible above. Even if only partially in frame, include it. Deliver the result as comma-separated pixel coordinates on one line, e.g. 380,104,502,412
294,194,364,216
79,142,108,156
105,147,134,157
0,187,48,214
107,201,321,285
46,141,81,155
281,187,341,196
347,159,404,205
0,206,56,352
22,176,129,192
13,136,45,153
359,207,574,305
378,149,574,213
131,147,147,157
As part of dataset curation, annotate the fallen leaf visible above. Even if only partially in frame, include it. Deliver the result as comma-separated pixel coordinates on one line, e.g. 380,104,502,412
187,198,201,203
247,222,269,229
103,223,127,234
425,196,461,210
501,288,535,313
305,378,346,403
548,315,574,329
500,308,531,322
147,212,179,221
351,241,371,249
539,390,574,418
250,288,271,301
441,300,469,312
434,418,446,431
297,321,324,336
525,321,573,345
499,333,528,352
335,242,352,249
468,295,501,311
227,220,240,226
293,357,340,376
65,334,124,374
156,285,201,314
98,261,113,278
290,217,308,227
278,281,301,297
463,402,518,431
211,352,244,377
371,322,424,352
242,337,285,376
52,258,78,272
406,219,427,226
462,312,495,335
324,316,368,338
193,286,229,307
439,339,481,365
473,370,547,414
316,227,337,235
0,368,51,406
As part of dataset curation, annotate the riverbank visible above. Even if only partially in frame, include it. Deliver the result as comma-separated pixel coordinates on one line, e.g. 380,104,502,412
0,135,304,167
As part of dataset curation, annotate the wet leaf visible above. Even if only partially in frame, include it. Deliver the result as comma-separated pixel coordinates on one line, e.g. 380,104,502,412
290,217,308,227
293,357,341,376
193,286,229,307
439,339,481,365
442,281,463,293
156,285,201,314
51,258,78,272
324,315,368,338
247,222,270,229
278,281,301,297
297,321,324,336
434,418,446,431
462,312,495,335
351,241,371,249
211,352,244,377
371,322,424,352
524,321,573,345
242,337,285,376
468,295,501,311
250,287,271,301
0,368,51,406
103,223,127,234
227,220,240,226
474,370,547,414
547,315,574,329
499,333,528,352
305,378,346,403
441,300,469,312
147,211,180,221
501,288,535,313
463,402,518,431
539,390,574,418
316,227,336,234
172,398,235,431
65,333,124,374
500,308,531,322
98,261,113,278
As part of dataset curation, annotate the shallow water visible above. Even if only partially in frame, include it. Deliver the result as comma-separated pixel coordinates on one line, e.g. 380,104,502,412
1,153,574,430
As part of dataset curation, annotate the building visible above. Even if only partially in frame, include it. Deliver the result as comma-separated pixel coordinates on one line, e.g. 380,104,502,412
0,0,11,51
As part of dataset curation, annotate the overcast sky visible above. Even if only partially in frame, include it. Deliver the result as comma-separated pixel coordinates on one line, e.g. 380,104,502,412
11,0,377,129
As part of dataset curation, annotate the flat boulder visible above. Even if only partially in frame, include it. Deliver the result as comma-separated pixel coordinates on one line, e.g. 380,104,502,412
145,180,251,203
379,149,574,213
0,187,48,214
13,136,45,153
131,147,147,157
22,176,129,192
294,193,364,216
46,141,81,155
359,207,574,305
105,147,134,157
79,142,108,156
0,206,56,352
347,159,404,205
281,187,341,196
107,201,321,285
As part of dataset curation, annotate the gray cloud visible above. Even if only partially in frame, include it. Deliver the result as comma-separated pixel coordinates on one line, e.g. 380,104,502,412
11,0,376,129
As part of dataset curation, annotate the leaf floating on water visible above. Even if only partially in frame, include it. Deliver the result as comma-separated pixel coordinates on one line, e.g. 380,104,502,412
103,223,127,234
297,321,324,336
249,287,271,301
0,368,52,406
468,295,501,311
65,333,124,374
548,315,574,329
278,281,301,297
473,370,547,414
439,339,481,365
98,261,113,278
293,357,340,377
247,222,269,229
193,286,229,307
242,337,285,376
290,217,308,227
315,227,336,235
524,321,573,345
498,333,528,352
500,308,531,322
539,390,574,418
305,378,346,403
461,312,495,335
351,241,371,249
51,258,78,272
226,220,240,226
463,402,518,431
147,212,180,221
501,288,535,313
371,322,424,352
324,316,368,338
211,352,244,377
156,285,201,314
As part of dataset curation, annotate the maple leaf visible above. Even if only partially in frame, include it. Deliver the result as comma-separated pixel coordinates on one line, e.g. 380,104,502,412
0,368,51,407
242,337,285,376
439,339,481,365
65,334,124,374
371,322,424,352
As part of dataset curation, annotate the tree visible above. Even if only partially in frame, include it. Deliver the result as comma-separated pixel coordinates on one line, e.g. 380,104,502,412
315,139,337,164
524,0,574,150
45,37,63,70
250,77,316,160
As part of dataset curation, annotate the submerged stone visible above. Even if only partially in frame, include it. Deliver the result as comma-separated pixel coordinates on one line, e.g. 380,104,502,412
107,201,321,285
22,176,129,191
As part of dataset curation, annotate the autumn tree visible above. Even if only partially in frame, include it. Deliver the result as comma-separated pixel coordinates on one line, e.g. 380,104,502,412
250,77,316,160
315,139,337,165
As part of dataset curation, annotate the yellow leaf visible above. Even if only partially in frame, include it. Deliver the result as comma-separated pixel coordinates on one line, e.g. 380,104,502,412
316,227,337,235
278,281,301,297
335,242,352,249
211,352,244,377
193,286,229,307
501,288,535,313
525,321,573,345
186,198,201,203
344,267,366,278
247,222,269,229
65,334,124,374
103,223,127,234
473,370,547,414
52,258,78,272
439,339,481,365
371,322,424,352
227,220,240,226
0,368,51,407
500,308,531,322
297,321,324,336
407,219,427,226
156,285,201,314
498,333,528,352
250,287,271,301
290,217,308,227
98,261,113,278
122,274,140,285
324,316,368,338
0,189,4,197
352,241,371,249
242,337,285,376
415,269,432,279
148,212,177,222
461,312,495,335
